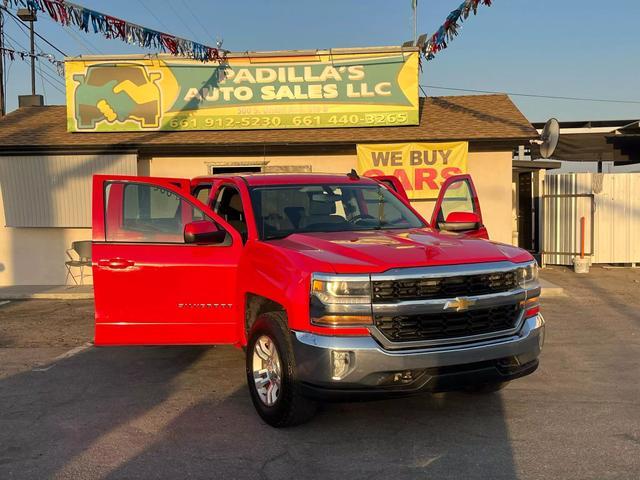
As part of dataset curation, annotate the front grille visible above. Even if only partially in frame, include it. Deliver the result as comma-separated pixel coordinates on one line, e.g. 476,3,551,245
375,304,521,343
372,271,518,303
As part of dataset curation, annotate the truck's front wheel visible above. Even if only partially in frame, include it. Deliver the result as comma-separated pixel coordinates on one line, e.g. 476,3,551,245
246,311,317,427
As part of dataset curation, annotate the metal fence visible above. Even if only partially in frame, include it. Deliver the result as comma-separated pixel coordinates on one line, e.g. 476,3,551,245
543,173,640,265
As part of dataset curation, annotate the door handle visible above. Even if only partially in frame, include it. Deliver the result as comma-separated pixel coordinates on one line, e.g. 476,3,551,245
98,258,135,269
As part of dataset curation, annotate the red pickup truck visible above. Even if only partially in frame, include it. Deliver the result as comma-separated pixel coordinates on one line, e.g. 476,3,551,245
91,172,544,427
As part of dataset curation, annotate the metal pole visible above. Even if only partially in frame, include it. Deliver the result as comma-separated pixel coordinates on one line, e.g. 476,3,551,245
580,217,585,259
30,19,35,95
0,8,5,116
413,0,418,44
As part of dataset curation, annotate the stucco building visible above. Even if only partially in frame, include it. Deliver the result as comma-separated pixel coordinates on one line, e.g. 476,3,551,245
0,94,539,285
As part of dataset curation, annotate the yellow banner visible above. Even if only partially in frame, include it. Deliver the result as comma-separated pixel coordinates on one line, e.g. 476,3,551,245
357,141,468,200
64,50,419,132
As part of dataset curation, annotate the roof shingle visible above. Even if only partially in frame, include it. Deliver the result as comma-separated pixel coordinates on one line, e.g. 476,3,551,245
0,95,535,152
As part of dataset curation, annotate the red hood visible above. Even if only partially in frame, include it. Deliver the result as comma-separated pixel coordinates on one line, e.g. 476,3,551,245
269,228,532,273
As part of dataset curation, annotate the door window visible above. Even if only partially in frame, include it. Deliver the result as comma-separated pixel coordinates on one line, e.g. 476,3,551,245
437,179,476,223
194,186,212,205
192,185,212,221
105,182,212,243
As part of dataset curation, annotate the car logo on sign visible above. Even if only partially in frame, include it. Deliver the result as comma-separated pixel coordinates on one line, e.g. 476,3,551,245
443,297,476,312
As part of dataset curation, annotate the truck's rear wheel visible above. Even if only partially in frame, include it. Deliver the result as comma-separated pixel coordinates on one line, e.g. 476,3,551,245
246,311,317,427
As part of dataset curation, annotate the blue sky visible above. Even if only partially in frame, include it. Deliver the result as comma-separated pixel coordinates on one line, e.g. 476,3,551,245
2,0,639,122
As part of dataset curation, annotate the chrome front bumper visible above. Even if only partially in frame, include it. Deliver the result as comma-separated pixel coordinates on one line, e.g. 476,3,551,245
292,314,545,397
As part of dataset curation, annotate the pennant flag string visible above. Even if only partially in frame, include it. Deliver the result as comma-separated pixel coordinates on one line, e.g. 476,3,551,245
2,0,226,62
420,0,492,61
0,46,65,74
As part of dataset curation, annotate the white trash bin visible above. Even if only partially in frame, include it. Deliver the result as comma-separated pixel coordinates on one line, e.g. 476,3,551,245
573,256,590,274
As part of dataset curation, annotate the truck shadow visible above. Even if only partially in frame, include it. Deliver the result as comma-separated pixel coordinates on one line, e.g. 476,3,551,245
0,345,519,479
0,346,207,478
103,388,519,480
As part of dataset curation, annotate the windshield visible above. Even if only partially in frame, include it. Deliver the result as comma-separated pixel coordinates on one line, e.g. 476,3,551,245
250,184,425,240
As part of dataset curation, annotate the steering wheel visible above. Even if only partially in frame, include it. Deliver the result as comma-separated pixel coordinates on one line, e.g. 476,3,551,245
350,214,376,225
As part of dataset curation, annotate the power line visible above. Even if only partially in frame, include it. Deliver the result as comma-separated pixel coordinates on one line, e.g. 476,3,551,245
5,31,65,94
38,67,65,94
164,1,202,44
421,84,640,105
3,31,65,89
61,25,102,55
136,0,172,31
2,7,67,56
37,57,47,100
180,0,217,45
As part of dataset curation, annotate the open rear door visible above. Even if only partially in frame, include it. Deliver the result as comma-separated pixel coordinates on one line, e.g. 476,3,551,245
430,174,489,239
190,177,218,207
368,175,410,202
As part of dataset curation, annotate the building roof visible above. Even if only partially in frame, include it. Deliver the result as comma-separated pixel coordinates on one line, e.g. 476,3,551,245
0,94,536,155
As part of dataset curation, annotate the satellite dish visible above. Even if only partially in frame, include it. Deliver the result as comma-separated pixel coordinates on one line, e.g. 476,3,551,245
531,118,560,159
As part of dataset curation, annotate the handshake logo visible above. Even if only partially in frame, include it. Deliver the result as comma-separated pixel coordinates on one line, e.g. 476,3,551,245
72,63,162,130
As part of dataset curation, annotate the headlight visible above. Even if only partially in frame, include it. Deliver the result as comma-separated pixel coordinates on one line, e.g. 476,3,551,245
310,274,372,326
517,261,539,287
312,275,371,304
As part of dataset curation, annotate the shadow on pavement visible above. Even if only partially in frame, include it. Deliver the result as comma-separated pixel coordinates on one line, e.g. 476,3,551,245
0,346,206,479
0,344,519,479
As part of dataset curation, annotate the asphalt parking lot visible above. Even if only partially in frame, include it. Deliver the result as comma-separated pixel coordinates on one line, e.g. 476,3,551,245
0,267,639,479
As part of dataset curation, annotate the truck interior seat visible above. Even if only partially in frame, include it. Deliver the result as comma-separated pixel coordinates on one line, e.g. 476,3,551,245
284,207,305,228
299,200,347,228
224,192,248,240
262,199,294,233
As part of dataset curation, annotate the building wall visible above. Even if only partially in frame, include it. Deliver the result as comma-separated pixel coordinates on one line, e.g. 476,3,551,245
0,149,514,286
0,153,135,286
147,150,514,245
0,184,93,285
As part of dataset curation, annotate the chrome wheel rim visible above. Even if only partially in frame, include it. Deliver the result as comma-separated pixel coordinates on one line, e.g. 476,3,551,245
252,335,282,407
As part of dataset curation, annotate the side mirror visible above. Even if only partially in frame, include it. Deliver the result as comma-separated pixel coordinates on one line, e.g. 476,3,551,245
438,211,481,232
184,220,227,245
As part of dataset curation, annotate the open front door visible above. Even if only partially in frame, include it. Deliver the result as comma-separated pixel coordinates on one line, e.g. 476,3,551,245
430,174,489,239
92,175,243,346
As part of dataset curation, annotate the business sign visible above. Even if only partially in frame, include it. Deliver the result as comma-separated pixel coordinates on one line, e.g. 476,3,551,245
357,141,468,200
65,50,419,132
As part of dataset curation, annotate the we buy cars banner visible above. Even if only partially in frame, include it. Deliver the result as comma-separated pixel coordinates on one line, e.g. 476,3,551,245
64,50,419,132
357,142,468,200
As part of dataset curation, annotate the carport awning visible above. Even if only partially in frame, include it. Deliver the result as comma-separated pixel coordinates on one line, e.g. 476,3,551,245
531,130,640,163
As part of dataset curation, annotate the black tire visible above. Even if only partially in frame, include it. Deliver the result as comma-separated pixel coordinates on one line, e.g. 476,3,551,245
246,311,317,427
465,381,509,394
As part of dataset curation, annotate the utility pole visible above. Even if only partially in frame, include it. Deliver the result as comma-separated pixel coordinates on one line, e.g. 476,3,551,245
0,7,5,116
29,15,34,95
413,0,418,44
17,8,37,96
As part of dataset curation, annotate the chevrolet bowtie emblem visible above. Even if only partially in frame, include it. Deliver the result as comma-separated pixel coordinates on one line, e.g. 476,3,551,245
443,297,476,312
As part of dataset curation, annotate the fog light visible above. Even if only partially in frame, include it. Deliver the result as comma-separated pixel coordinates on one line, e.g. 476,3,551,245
497,356,521,369
331,351,353,380
393,370,414,384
